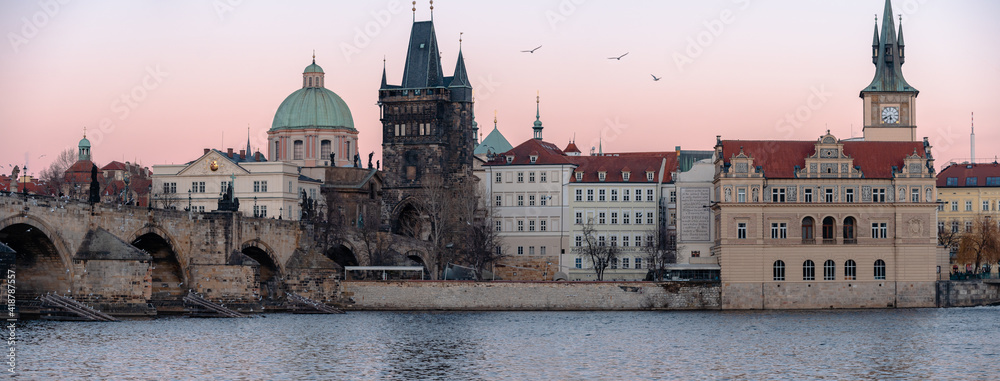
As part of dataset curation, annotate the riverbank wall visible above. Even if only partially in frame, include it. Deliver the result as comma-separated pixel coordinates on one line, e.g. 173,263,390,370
936,280,1000,307
340,281,720,311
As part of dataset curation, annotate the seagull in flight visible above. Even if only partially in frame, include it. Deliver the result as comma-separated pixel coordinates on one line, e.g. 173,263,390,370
651,74,661,81
608,52,629,60
521,45,542,53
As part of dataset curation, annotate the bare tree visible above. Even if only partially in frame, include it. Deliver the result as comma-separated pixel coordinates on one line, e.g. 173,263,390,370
957,215,1000,273
938,225,960,252
356,204,397,266
458,180,506,280
643,228,677,281
419,174,460,279
38,148,75,196
579,220,619,281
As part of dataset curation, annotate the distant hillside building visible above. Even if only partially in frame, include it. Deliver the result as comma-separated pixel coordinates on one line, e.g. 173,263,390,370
935,161,1000,274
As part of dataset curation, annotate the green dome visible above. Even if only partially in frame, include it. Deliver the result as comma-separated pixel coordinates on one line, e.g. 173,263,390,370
79,137,91,148
270,88,355,131
304,63,324,73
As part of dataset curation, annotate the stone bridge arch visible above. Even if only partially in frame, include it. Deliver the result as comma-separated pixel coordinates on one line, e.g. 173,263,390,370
324,240,359,268
240,239,283,300
0,214,75,296
128,224,189,302
390,196,428,240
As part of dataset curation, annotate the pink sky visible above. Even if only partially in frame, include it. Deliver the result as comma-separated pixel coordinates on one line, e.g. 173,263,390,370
2,0,998,175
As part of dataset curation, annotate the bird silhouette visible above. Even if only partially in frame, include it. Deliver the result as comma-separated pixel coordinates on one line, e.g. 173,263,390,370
651,74,661,81
521,45,542,53
608,52,629,60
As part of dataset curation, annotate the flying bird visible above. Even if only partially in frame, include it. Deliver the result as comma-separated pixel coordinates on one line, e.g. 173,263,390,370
608,52,629,60
651,74,661,81
521,45,542,53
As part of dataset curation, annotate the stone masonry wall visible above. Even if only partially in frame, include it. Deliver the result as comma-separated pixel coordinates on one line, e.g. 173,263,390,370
936,280,1000,307
723,281,937,309
341,281,720,311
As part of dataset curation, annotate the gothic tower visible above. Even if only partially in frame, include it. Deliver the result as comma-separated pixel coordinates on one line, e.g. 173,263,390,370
378,13,476,226
860,0,919,141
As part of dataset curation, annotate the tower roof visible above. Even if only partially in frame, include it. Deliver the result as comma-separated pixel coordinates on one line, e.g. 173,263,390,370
475,126,513,156
400,21,444,88
861,0,918,96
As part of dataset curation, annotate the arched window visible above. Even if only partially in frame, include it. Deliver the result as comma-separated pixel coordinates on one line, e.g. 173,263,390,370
293,140,304,160
844,259,857,280
773,260,785,281
822,217,836,243
843,217,856,244
874,259,886,280
274,141,281,160
308,77,313,87
802,217,815,244
823,260,836,280
803,260,815,281
320,140,332,160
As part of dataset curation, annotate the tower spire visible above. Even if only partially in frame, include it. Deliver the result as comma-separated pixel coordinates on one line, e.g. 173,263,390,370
246,124,252,157
872,14,880,64
412,1,416,22
532,91,543,140
971,112,976,164
380,56,388,89
429,0,433,21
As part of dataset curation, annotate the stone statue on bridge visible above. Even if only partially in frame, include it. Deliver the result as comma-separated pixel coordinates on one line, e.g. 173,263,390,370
89,164,101,204
217,182,240,212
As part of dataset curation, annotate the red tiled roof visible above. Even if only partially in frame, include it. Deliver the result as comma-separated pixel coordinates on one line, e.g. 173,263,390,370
568,153,677,183
484,139,574,166
937,162,1000,187
101,161,127,171
564,141,581,153
720,140,924,179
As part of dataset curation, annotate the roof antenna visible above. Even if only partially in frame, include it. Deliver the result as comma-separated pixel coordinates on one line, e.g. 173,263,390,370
429,0,433,21
412,1,416,22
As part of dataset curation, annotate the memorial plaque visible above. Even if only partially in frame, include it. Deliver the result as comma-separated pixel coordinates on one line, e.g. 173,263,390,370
680,187,711,241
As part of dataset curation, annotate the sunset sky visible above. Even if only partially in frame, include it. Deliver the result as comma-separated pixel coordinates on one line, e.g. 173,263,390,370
2,0,998,175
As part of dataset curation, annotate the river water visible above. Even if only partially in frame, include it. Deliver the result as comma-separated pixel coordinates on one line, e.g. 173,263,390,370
13,307,1000,380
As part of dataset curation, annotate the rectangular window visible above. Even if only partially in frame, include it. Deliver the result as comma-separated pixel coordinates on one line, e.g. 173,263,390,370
635,189,643,202
598,236,606,246
529,220,535,231
610,212,618,224
737,188,746,203
987,177,1000,186
946,177,958,186
495,172,502,183
647,212,654,225
529,195,536,206
824,188,834,203
599,212,606,224
634,258,642,269
540,246,546,255
587,189,594,202
965,201,973,211
646,172,654,181
803,188,812,202
965,221,973,233
623,172,630,181
575,235,582,247
517,220,524,232
610,236,618,247
985,201,991,212
599,189,606,202
293,140,304,160
529,172,535,183
771,188,786,203
575,189,583,202
845,188,854,203
691,251,701,258
192,182,205,193
163,182,177,194
670,191,677,203
540,220,547,231
951,201,959,211
610,258,618,269
622,236,630,247
610,189,618,202
495,220,502,232
873,188,886,203
540,195,547,206
737,222,747,239
496,195,502,206
517,246,523,255
871,223,887,239
635,212,643,224
911,188,920,203
517,195,524,206
517,172,524,183
575,212,583,224
623,189,630,202
623,214,630,225
528,246,535,255
635,235,643,247
575,257,582,268
540,172,547,182
771,222,787,239
966,177,978,186
646,189,654,202
622,258,630,269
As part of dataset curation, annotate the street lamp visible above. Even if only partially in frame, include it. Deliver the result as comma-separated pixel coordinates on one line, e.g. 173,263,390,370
253,196,258,218
187,189,192,211
279,206,283,220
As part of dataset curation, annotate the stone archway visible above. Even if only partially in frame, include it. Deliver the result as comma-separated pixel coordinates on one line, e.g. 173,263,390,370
240,240,281,300
0,221,71,298
324,243,358,268
131,233,186,307
391,199,427,240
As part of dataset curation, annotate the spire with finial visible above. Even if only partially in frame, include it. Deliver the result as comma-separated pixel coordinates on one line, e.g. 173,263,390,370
861,0,917,96
471,91,479,146
429,0,433,21
380,56,388,89
971,112,976,164
871,14,880,64
412,1,416,21
533,91,544,140
246,124,252,158
312,49,316,64
78,126,91,161
897,14,905,64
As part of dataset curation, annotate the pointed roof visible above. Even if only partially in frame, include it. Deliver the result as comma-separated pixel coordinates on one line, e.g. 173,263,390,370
448,49,470,88
380,61,388,89
475,126,513,156
861,0,918,96
564,141,581,154
400,21,445,88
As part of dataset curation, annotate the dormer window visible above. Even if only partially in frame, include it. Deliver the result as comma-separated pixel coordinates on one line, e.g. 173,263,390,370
530,155,538,164
575,172,583,181
505,155,514,164
646,172,654,181
622,172,630,181
598,172,607,182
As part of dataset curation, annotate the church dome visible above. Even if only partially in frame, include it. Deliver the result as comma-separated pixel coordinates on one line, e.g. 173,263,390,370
79,136,91,148
270,59,355,132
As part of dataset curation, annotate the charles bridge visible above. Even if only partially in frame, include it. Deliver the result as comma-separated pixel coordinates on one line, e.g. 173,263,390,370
0,192,431,316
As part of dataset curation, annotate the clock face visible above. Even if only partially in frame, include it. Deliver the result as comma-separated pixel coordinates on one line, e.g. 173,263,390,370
881,107,900,124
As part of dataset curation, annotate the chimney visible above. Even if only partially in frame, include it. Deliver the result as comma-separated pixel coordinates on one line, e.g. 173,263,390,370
227,148,234,158
240,150,246,159
204,148,210,155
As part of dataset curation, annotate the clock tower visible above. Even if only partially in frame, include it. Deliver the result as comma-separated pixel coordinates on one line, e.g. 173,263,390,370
860,0,919,142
